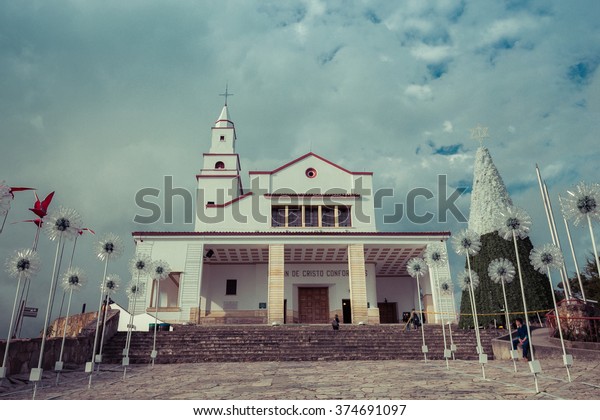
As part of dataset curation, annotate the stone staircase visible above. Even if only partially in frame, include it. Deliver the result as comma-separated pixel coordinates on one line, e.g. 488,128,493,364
101,324,502,365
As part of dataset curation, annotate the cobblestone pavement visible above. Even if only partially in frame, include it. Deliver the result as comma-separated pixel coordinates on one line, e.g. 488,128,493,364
1,359,599,400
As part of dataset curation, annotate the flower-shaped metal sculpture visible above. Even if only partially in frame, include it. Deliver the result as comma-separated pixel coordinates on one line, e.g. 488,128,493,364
457,269,480,290
406,257,428,278
3,248,41,379
440,281,453,295
451,229,482,256
130,254,152,277
62,267,86,292
151,260,172,281
126,281,146,300
424,243,448,268
563,182,600,226
530,244,564,273
529,243,572,379
6,249,41,279
488,258,516,284
103,274,121,295
43,206,82,241
97,233,124,261
496,206,532,240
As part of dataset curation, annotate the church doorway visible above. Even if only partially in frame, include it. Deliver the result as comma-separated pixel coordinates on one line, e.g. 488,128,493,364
378,302,398,324
342,299,352,324
298,287,329,324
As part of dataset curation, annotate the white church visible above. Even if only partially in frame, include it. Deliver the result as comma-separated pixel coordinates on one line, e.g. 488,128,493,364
130,103,455,326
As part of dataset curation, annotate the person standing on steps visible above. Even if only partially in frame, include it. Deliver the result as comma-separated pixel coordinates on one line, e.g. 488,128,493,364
332,314,340,331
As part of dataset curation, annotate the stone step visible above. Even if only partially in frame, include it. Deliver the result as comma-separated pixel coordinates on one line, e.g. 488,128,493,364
99,324,499,364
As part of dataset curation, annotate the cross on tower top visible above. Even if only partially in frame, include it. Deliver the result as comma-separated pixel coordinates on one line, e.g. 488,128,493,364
470,124,490,146
219,84,234,106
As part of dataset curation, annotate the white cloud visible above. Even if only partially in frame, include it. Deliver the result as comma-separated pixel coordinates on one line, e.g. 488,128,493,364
405,84,433,101
443,120,453,133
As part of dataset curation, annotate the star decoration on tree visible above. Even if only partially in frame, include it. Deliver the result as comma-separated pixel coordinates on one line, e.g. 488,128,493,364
470,124,490,146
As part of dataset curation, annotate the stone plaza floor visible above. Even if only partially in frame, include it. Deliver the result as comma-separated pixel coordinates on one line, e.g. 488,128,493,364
1,358,599,401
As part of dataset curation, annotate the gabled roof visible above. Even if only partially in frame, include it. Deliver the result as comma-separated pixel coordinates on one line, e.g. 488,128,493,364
249,152,373,176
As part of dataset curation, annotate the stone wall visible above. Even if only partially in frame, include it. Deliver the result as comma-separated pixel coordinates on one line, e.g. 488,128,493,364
0,310,120,377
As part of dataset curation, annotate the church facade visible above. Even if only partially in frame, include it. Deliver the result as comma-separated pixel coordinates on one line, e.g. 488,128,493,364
131,105,455,326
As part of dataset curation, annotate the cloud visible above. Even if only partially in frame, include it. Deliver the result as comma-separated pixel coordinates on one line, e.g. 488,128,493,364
405,84,433,101
443,121,453,132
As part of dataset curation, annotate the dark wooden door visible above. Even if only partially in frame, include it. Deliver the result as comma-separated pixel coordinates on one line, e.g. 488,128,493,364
378,302,398,324
298,287,329,324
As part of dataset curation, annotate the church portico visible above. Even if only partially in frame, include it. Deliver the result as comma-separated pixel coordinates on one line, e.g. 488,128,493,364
131,232,453,326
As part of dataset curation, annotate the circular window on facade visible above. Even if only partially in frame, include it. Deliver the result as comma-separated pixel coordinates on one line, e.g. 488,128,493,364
215,161,225,169
305,168,317,178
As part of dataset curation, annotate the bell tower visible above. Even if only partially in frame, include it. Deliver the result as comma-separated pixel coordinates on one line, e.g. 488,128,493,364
195,90,243,231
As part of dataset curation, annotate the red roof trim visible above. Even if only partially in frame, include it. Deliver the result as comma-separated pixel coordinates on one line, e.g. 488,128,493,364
248,152,373,176
196,174,240,180
203,153,240,157
206,192,253,208
132,231,451,237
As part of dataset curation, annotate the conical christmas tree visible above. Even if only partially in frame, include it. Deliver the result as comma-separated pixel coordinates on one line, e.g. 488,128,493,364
458,147,553,328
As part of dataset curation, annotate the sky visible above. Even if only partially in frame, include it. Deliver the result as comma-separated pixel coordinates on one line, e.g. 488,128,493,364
1,0,599,338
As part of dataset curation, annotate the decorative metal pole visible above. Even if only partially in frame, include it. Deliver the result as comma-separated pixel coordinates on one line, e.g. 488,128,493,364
87,233,124,388
425,243,451,368
97,274,120,370
558,195,586,301
150,261,171,367
530,244,572,382
123,254,151,378
489,258,518,372
406,258,428,362
55,268,86,385
31,206,82,399
535,166,572,298
1,250,41,379
452,229,486,379
563,182,600,279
